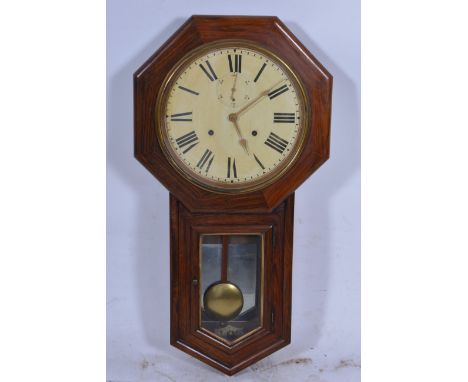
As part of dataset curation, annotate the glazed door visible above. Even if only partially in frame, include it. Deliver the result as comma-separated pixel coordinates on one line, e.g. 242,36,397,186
170,194,294,373
196,229,270,345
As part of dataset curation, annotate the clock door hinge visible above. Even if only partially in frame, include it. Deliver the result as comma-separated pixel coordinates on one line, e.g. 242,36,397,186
271,309,275,326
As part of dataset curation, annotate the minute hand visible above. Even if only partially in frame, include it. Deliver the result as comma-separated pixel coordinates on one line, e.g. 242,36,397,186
235,79,286,118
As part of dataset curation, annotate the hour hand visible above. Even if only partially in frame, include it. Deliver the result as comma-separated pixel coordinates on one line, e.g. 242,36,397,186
239,137,250,155
228,114,250,155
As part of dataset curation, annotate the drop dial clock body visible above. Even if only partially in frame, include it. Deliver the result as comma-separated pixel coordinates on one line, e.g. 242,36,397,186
134,16,332,375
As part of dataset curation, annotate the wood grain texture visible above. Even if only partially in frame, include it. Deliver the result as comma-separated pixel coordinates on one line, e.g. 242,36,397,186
169,193,294,375
134,15,332,213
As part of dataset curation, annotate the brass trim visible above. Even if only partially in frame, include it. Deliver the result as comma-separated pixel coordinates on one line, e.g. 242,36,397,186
198,326,264,347
156,39,311,194
198,233,264,346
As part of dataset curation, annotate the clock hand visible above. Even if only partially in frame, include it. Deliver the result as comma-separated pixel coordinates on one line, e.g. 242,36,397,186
228,113,250,155
230,73,238,102
233,78,287,119
226,79,287,156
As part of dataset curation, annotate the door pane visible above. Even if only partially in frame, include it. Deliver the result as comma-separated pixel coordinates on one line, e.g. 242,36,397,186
200,234,262,343
228,235,261,314
200,235,222,310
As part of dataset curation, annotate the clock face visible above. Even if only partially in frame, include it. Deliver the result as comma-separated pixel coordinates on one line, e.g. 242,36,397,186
157,41,308,192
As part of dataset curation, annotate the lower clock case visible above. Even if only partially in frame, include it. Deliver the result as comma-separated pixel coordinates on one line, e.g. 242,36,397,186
169,193,294,375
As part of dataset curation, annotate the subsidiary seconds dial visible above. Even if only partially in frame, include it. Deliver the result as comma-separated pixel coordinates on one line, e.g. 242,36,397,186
157,41,308,192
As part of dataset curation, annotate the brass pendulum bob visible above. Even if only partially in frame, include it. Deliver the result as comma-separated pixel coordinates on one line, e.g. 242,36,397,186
203,281,244,321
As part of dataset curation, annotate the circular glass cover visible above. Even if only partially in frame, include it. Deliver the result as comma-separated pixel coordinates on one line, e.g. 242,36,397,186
157,41,308,192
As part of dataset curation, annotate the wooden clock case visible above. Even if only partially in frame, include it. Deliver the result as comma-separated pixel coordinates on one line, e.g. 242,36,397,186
134,15,332,375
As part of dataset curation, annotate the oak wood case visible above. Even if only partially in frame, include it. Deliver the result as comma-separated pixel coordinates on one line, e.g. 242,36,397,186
134,15,332,375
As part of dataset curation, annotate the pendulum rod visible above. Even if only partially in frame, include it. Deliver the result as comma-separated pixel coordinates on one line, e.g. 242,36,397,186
221,235,229,282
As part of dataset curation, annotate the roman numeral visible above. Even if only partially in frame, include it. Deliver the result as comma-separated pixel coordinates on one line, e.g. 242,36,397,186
254,63,267,82
196,149,214,172
178,86,199,96
227,157,237,178
199,60,218,81
268,84,289,100
253,154,265,170
274,113,295,123
175,131,198,153
228,54,242,73
170,112,192,121
265,132,289,154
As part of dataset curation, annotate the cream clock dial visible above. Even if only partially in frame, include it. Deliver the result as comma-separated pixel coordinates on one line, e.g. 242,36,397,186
158,41,308,192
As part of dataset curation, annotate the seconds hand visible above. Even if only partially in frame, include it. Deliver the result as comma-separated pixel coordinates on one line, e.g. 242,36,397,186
230,73,238,103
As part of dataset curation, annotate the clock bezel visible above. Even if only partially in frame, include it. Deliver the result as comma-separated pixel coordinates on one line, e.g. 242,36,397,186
156,39,310,194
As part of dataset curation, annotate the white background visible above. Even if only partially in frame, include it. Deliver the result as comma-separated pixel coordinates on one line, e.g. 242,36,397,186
1,1,468,382
107,1,360,381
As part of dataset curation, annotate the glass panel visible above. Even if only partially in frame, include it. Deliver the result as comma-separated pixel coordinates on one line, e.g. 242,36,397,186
228,235,261,314
200,234,262,344
200,235,222,310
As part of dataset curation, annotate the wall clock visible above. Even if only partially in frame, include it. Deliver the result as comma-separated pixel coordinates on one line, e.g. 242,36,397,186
134,15,332,375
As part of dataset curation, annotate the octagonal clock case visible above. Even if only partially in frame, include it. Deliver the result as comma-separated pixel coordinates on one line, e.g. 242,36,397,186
134,15,332,375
